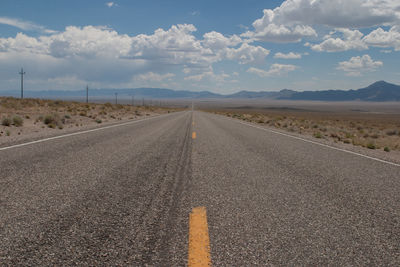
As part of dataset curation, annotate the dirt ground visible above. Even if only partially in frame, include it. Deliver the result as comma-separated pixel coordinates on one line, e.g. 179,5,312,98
201,101,400,153
0,97,181,146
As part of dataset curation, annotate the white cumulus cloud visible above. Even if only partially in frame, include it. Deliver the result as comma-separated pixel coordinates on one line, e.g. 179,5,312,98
336,54,383,76
274,52,302,59
134,72,175,82
308,28,368,52
247,64,298,77
363,26,400,51
0,22,270,90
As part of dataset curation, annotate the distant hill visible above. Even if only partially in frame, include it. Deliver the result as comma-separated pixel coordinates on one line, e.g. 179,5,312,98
278,81,400,101
0,87,221,99
1,81,399,101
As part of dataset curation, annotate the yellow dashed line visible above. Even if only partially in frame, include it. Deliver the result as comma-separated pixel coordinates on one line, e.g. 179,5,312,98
192,131,197,139
188,207,211,267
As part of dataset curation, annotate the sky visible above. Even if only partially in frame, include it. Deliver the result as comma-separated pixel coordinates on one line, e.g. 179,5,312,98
0,0,400,94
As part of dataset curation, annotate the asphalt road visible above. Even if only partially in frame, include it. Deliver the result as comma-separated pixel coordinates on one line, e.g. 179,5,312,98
1,111,399,266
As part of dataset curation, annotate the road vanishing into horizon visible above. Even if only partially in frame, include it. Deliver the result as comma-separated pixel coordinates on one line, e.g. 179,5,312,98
1,110,399,266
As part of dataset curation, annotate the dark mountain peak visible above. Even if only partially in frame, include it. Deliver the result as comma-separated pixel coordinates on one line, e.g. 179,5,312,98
279,80,400,101
369,80,389,87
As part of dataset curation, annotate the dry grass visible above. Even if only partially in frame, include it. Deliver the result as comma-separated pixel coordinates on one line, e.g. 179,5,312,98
207,107,400,152
0,97,179,138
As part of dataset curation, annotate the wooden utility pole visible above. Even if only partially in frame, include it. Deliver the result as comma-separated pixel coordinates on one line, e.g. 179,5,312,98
19,68,25,99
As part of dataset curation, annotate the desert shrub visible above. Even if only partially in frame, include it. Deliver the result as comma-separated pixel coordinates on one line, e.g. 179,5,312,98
44,114,57,125
386,130,398,136
95,119,102,123
6,130,10,136
371,133,379,139
64,114,71,119
314,132,322,138
2,117,11,126
343,139,351,144
104,102,113,108
79,111,87,116
384,146,390,152
48,123,56,129
25,115,30,119
367,143,376,149
12,116,23,127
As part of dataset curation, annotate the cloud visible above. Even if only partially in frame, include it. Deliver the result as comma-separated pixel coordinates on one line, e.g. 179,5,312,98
242,0,400,44
202,31,242,50
0,16,56,34
242,22,317,43
308,28,368,52
134,72,175,82
336,54,383,76
0,23,270,90
253,0,400,29
247,64,298,77
190,11,200,16
238,24,249,30
223,43,270,64
363,26,400,51
274,52,302,59
106,2,117,8
184,67,230,83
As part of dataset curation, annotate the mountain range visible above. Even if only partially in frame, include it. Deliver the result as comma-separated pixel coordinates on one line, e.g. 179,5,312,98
1,81,399,101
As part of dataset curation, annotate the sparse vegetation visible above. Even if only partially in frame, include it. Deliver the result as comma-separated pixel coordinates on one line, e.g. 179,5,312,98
367,143,376,149
314,132,322,138
44,114,58,125
12,116,23,127
0,96,179,144
2,117,11,126
207,106,400,152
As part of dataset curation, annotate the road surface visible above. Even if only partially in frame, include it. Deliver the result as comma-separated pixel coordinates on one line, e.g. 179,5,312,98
1,111,399,266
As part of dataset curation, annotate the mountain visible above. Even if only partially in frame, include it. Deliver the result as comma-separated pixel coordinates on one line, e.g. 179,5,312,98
227,89,296,99
1,81,399,101
0,87,221,99
279,81,400,101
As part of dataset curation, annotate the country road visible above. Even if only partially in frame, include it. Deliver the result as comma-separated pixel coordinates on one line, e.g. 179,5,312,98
1,110,399,266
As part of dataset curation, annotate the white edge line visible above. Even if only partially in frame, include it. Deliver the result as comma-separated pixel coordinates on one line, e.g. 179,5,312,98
0,111,184,152
218,114,400,168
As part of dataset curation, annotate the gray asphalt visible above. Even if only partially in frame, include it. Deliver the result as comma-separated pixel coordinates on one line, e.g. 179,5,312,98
1,111,399,266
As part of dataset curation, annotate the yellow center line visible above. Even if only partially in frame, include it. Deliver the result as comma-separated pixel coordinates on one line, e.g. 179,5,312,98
188,207,211,267
192,131,197,139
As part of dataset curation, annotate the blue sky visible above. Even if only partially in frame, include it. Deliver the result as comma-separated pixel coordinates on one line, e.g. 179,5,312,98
1,0,400,93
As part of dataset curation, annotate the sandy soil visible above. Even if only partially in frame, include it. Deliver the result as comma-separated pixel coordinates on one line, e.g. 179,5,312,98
0,97,181,147
201,102,400,164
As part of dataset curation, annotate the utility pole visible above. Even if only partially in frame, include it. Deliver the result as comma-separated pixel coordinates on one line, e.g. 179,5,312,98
115,93,118,105
86,85,89,103
19,68,25,99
